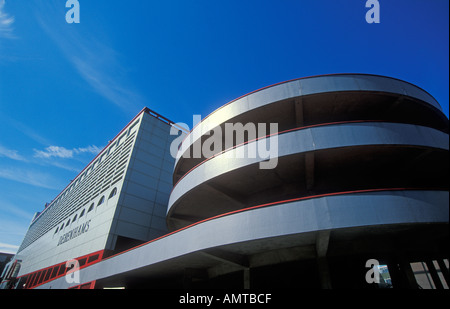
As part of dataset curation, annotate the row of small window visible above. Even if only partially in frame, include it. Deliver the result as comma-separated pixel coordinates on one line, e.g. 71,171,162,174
47,123,138,208
54,187,118,235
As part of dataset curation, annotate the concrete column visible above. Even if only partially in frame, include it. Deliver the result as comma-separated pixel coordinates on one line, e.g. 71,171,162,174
243,268,250,289
316,231,332,289
305,152,315,191
317,257,332,289
294,98,304,127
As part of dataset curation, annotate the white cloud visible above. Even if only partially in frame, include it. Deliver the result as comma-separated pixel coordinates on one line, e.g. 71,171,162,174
0,167,61,190
0,144,27,161
0,199,34,221
0,242,19,249
0,0,15,39
0,201,33,254
33,145,101,159
0,113,54,146
70,55,144,111
33,146,74,159
33,2,144,112
74,145,102,155
0,242,19,254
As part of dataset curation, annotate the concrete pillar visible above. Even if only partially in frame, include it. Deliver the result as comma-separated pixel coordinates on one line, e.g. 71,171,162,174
316,231,332,289
294,98,304,127
243,268,250,289
317,257,332,289
305,152,315,191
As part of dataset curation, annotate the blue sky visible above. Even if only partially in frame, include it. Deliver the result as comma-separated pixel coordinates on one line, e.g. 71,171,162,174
0,0,448,254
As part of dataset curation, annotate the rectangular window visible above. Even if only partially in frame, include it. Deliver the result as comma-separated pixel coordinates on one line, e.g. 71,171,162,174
87,254,99,264
37,270,45,285
44,268,52,282
30,273,38,287
50,266,59,279
57,264,66,276
78,258,87,268
410,260,449,289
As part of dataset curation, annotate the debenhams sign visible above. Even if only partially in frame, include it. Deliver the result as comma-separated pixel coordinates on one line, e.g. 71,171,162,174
57,220,91,246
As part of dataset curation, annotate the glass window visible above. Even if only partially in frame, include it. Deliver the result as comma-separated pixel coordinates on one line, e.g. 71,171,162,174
108,187,117,199
88,203,94,213
97,196,105,206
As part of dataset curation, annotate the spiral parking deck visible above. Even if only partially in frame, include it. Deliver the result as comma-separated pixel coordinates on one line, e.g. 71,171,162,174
167,74,448,232
4,74,448,289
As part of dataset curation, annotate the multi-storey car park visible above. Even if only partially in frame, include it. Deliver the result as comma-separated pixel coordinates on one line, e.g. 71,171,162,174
1,74,448,289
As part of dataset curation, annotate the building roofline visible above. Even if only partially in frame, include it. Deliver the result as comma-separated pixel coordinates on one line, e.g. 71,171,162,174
29,107,185,226
187,73,442,135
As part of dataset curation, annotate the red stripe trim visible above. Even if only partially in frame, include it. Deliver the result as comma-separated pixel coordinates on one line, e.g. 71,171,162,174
21,187,441,288
18,250,104,289
106,187,434,261
68,280,96,289
176,73,440,153
31,107,185,225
